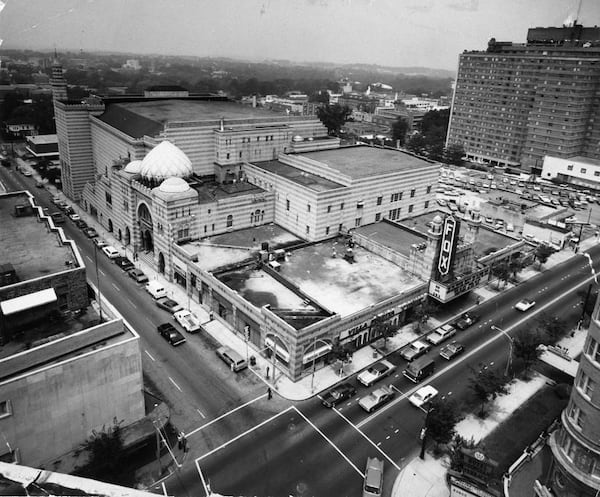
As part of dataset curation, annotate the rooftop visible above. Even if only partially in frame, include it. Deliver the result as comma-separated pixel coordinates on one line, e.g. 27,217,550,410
251,159,345,192
25,134,57,145
354,220,426,257
569,156,600,167
298,145,438,179
190,177,267,203
0,192,78,283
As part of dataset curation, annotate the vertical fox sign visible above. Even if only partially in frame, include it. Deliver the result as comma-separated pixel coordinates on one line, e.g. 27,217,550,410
438,216,457,276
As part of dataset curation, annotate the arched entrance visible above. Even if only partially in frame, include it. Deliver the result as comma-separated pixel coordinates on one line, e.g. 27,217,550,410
108,219,113,232
158,252,165,274
137,203,154,252
124,227,131,245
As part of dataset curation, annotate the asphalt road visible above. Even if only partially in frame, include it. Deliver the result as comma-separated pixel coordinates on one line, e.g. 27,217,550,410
3,165,599,497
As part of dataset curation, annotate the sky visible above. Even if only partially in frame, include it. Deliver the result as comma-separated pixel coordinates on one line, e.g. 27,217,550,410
0,0,599,71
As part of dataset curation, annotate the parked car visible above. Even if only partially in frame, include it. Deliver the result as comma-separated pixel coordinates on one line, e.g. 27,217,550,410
22,170,32,177
75,219,88,229
400,340,431,362
515,298,536,312
93,238,108,248
363,457,384,497
35,181,44,188
427,324,456,345
454,313,480,331
439,341,465,360
173,309,202,333
408,385,438,408
321,382,357,408
84,227,98,238
114,256,135,271
157,323,186,346
128,268,149,283
101,245,120,258
357,360,396,387
358,386,395,413
155,297,184,314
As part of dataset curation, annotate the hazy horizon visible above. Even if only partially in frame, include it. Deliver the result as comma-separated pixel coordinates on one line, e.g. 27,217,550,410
1,0,599,72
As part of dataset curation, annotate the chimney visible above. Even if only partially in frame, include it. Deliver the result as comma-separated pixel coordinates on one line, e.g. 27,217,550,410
252,95,257,108
220,117,224,131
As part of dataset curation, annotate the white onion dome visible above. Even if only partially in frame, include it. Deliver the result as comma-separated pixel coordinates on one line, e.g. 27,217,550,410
432,214,443,226
123,160,142,174
292,135,303,142
139,141,192,181
158,177,190,194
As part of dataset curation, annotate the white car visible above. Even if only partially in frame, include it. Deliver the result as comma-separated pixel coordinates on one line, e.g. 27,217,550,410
357,360,396,387
408,385,438,408
68,213,81,222
358,386,395,412
427,324,456,345
400,340,431,362
101,245,120,259
515,299,536,312
174,309,202,333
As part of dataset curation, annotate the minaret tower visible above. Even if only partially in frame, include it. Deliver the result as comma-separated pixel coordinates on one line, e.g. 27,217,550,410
50,51,68,103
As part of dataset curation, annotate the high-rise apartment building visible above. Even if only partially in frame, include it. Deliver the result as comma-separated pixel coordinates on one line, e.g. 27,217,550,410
546,294,600,496
446,24,600,172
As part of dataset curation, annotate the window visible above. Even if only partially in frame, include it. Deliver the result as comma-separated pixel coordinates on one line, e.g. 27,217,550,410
226,215,233,227
239,151,243,159
376,196,382,206
355,217,362,227
576,371,594,398
581,168,587,174
286,199,290,211
340,203,344,210
306,225,310,234
0,400,11,419
375,213,381,221
567,165,574,171
105,192,112,205
338,223,343,232
426,186,432,194
307,204,311,212
410,189,416,198
325,226,330,235
226,153,230,160
0,448,18,464
204,225,207,233
327,205,332,213
585,337,600,363
567,402,585,429
408,204,414,213
424,200,429,209
211,223,215,231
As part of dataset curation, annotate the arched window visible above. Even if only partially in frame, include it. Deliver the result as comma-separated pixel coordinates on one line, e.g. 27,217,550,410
226,214,233,227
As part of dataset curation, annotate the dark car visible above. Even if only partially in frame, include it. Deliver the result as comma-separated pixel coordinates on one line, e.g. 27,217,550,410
75,219,88,230
155,297,184,314
454,312,479,331
157,323,186,346
83,227,98,238
321,382,357,408
114,256,134,271
440,341,465,360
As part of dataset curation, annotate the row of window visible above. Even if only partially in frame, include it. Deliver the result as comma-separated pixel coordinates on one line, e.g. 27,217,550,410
225,135,276,145
557,427,600,479
566,164,600,177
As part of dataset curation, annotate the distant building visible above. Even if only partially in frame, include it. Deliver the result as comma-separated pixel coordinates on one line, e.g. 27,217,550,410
447,24,600,172
542,156,600,190
25,134,59,161
546,293,600,495
122,58,141,70
0,191,144,466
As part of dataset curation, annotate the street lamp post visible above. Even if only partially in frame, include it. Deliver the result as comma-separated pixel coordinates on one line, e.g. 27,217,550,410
491,325,513,377
419,406,435,459
93,243,103,322
309,337,331,393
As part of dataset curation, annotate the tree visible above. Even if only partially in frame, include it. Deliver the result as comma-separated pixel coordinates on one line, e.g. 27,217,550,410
391,117,409,146
513,329,544,372
490,261,510,289
444,143,465,166
534,244,554,268
406,133,427,155
75,421,130,486
316,103,351,135
425,399,460,446
309,90,330,104
468,363,508,417
536,313,568,343
371,316,395,349
329,340,352,375
411,299,439,333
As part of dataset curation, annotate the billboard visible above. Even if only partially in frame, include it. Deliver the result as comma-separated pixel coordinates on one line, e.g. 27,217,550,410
438,216,457,276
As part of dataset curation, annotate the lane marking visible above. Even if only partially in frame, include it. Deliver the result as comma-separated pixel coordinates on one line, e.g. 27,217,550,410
196,409,206,419
127,298,137,308
145,350,156,361
394,429,399,434
357,271,598,427
99,269,106,276
112,283,120,292
85,255,93,264
168,377,182,392
195,406,294,462
332,405,401,471
293,407,364,477
186,393,268,438
194,459,211,497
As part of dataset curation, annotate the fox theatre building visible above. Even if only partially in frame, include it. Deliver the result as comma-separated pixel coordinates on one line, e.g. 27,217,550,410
426,211,489,303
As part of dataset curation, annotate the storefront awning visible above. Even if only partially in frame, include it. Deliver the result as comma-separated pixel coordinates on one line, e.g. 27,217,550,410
265,336,290,363
302,343,332,365
0,288,58,316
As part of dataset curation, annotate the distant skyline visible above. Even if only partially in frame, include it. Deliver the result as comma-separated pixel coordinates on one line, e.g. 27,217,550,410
1,0,599,71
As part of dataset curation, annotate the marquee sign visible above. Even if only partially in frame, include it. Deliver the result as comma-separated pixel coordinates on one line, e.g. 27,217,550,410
438,216,457,276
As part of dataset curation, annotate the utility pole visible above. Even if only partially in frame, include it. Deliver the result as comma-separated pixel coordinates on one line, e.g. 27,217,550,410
93,244,103,321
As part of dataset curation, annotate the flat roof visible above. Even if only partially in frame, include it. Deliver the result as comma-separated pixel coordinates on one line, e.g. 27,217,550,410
0,192,78,283
298,146,437,179
191,178,266,203
251,160,345,192
354,221,426,257
568,156,600,167
26,134,57,145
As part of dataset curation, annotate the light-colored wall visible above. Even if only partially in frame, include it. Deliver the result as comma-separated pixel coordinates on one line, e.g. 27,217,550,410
542,156,600,185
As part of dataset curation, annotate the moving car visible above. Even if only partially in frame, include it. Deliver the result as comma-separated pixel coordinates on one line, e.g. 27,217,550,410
400,340,431,362
408,385,438,408
157,323,186,346
173,309,202,333
454,313,480,331
439,341,464,360
156,297,184,314
114,256,135,271
321,382,357,408
363,457,384,497
128,268,149,283
357,359,396,387
358,386,395,412
515,298,536,312
101,245,120,259
427,323,456,345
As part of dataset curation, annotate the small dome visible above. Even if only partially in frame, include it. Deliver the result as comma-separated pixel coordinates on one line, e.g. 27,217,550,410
158,177,190,194
432,215,443,225
123,160,142,174
292,135,303,142
140,141,192,181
